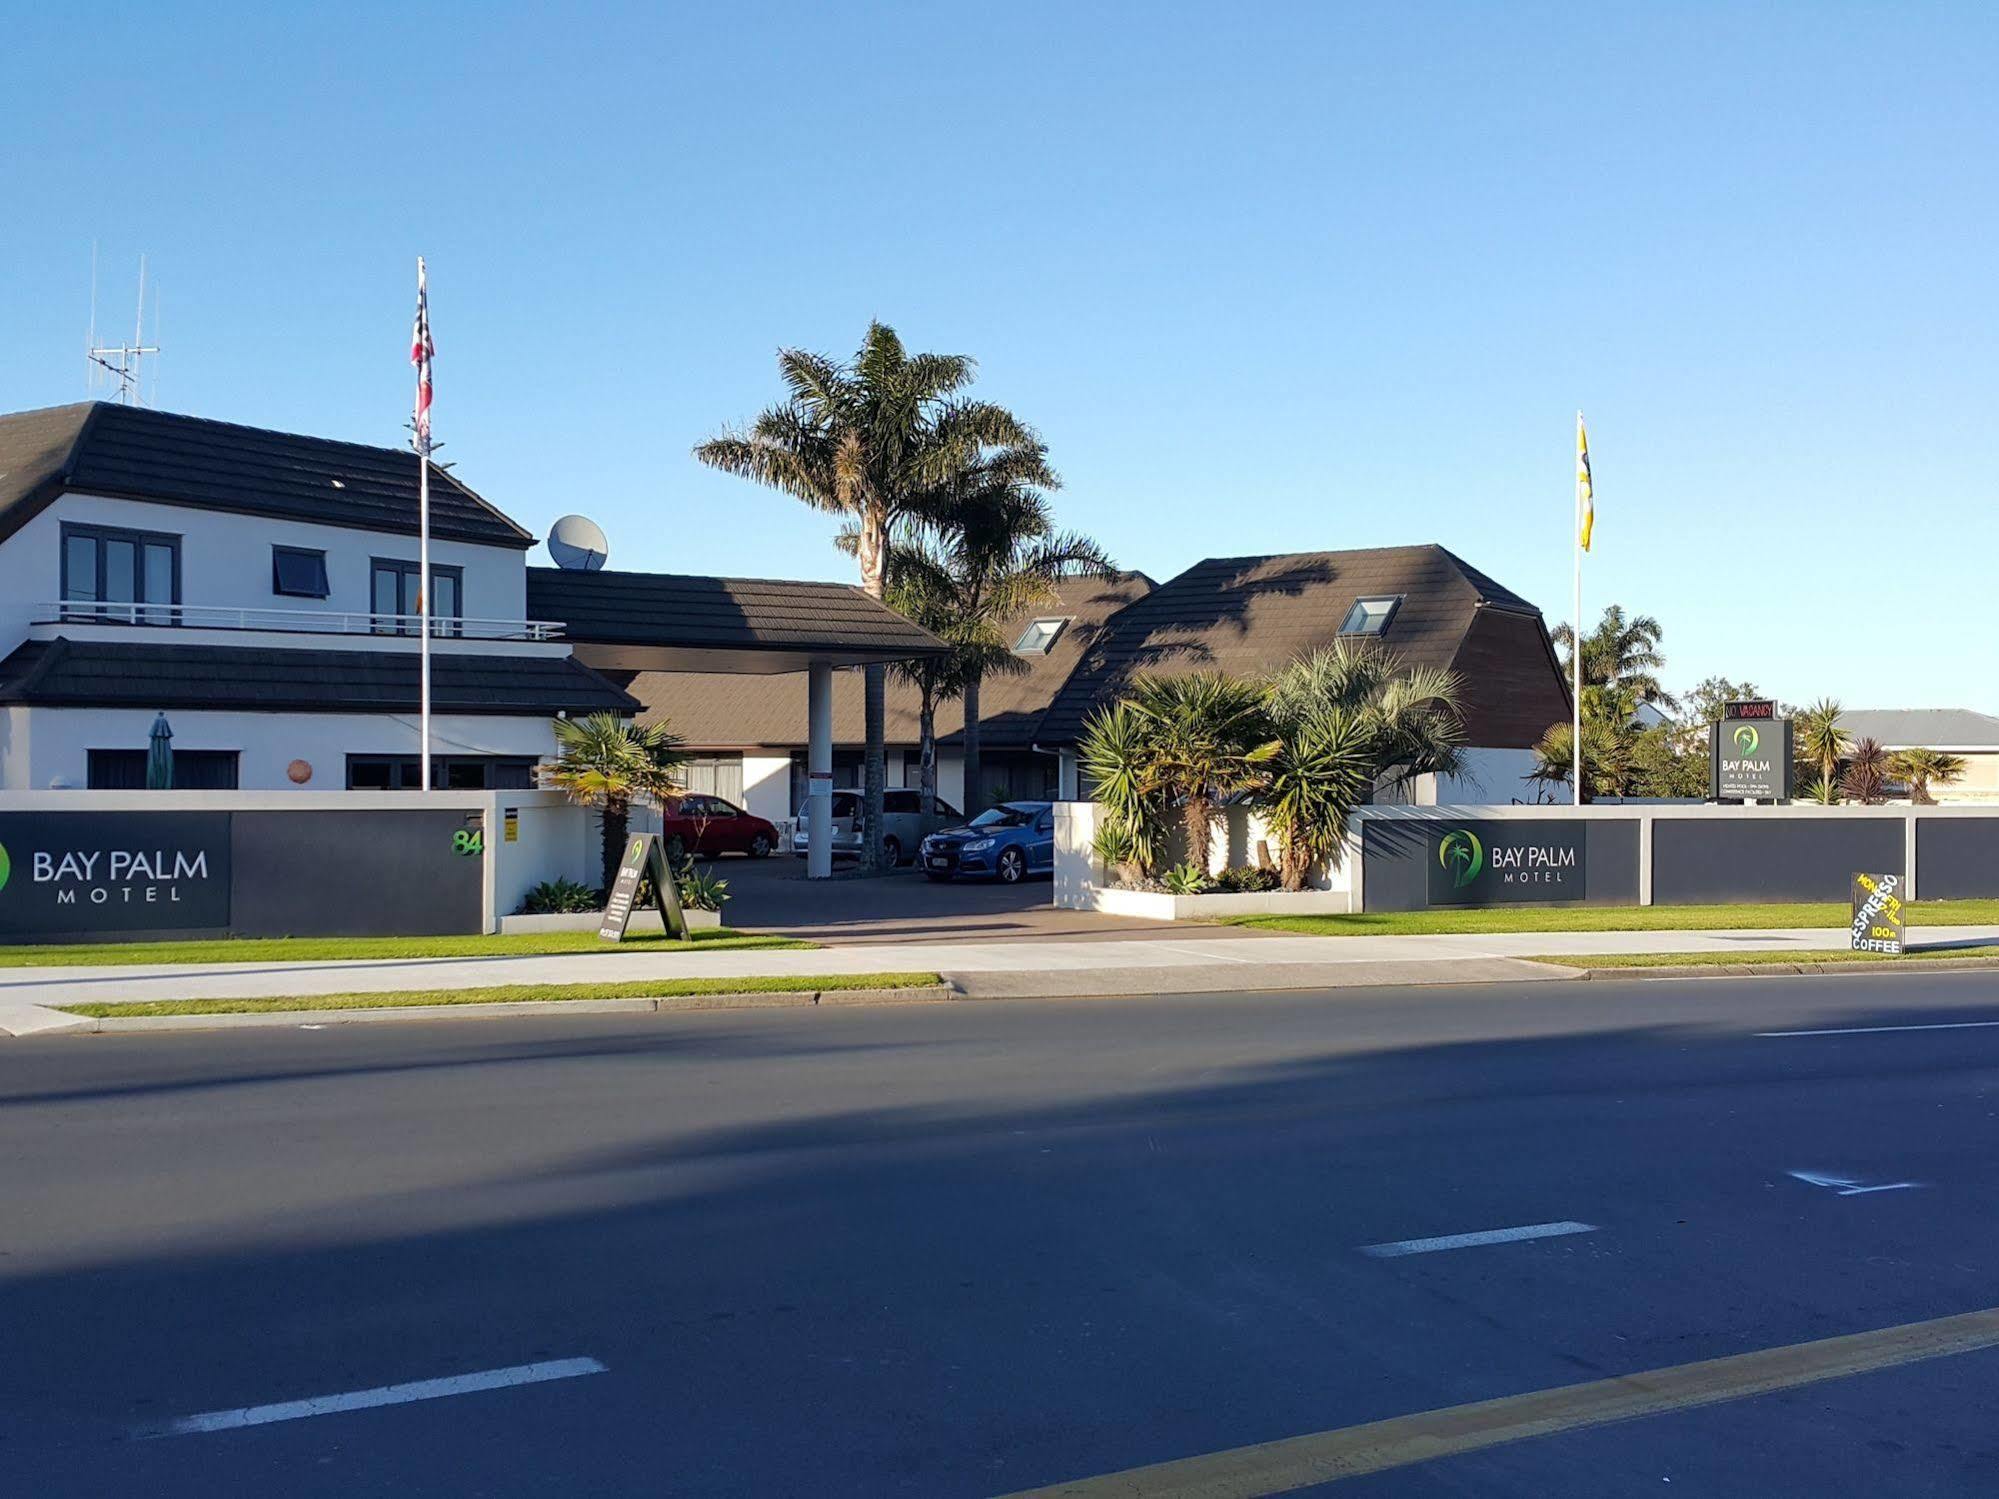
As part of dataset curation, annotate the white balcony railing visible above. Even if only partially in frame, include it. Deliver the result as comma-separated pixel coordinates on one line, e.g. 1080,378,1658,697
36,601,565,641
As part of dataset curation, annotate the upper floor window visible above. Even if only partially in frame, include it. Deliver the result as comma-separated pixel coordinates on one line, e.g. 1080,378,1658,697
1338,595,1402,636
62,523,180,623
371,558,463,635
1014,617,1069,655
272,546,330,599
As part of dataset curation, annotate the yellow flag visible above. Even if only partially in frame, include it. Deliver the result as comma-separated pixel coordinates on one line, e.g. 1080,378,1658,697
1576,412,1595,552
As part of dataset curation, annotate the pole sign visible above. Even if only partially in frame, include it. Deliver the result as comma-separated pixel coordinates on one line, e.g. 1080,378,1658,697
1426,820,1588,906
598,832,690,942
1711,714,1794,801
1850,871,1905,955
0,812,232,936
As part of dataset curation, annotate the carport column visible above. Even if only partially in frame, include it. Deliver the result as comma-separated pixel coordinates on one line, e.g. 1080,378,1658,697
806,659,834,880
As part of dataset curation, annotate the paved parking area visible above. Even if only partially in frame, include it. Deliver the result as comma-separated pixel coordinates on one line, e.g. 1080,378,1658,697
703,852,1278,946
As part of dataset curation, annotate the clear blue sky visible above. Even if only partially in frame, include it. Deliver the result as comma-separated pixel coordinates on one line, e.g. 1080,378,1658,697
5,3,1992,710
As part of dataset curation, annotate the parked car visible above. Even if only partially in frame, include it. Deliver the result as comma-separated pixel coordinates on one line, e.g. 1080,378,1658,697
919,801,1056,883
792,787,964,867
659,794,779,860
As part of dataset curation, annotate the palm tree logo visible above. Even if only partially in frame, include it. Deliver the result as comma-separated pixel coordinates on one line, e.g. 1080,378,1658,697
1732,725,1760,757
0,842,9,893
1438,829,1484,889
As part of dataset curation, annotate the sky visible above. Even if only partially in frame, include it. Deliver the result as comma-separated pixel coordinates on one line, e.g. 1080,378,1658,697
4,2,1993,711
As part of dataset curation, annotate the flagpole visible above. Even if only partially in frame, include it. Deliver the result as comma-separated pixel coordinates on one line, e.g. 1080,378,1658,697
415,257,432,793
1572,410,1583,808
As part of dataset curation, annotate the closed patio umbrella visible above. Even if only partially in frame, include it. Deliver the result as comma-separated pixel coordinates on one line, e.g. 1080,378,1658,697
146,713,174,789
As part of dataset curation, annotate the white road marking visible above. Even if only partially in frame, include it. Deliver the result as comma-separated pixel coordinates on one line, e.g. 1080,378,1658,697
1359,1220,1597,1258
1759,1019,1999,1038
141,1357,607,1437
1787,1170,1923,1196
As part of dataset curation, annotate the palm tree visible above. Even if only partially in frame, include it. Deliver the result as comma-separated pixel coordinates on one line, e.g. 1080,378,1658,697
1077,700,1165,881
540,713,688,891
1262,641,1466,797
694,322,1033,868
1529,717,1635,802
1887,747,1967,805
1793,698,1850,792
1552,604,1677,710
1840,736,1891,805
1125,672,1275,872
1257,705,1375,890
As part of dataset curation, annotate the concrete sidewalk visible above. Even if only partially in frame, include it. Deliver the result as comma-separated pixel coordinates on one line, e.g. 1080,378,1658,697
6,924,1998,1035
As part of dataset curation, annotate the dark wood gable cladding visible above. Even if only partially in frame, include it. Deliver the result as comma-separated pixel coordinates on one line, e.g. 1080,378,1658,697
1446,605,1574,748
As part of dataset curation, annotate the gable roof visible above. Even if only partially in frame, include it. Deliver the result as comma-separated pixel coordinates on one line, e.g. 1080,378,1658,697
1837,708,1999,749
615,571,1156,749
1035,545,1549,743
0,637,636,716
527,566,949,667
0,402,534,549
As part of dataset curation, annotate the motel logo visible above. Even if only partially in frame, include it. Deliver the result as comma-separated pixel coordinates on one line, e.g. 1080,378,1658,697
1427,821,1587,906
0,813,232,935
1437,829,1484,889
30,844,215,908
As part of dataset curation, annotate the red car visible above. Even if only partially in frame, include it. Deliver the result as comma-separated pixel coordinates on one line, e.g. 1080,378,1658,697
659,794,779,860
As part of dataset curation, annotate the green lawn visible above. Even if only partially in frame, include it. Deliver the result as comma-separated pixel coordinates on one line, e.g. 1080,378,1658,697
57,971,944,1019
1539,948,1999,970
1222,899,1999,938
0,928,813,968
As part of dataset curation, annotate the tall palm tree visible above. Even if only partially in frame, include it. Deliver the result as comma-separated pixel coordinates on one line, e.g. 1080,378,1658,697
540,713,688,891
694,322,1033,868
1888,747,1966,805
1125,672,1275,871
1552,604,1677,710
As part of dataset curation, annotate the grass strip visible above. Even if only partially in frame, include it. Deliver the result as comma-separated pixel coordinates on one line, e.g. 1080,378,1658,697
0,928,814,968
1537,949,1999,970
1223,899,1999,938
57,972,944,1019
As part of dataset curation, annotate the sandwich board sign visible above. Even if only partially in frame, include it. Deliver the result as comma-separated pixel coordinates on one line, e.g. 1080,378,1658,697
1850,871,1905,956
599,832,691,942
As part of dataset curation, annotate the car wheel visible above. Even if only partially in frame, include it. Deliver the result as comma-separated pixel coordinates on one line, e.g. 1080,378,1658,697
664,835,687,863
881,836,903,868
748,833,773,858
997,847,1026,884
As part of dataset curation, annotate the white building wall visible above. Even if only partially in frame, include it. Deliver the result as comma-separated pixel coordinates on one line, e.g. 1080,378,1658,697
2,491,530,651
18,707,558,791
741,753,792,823
1374,747,1545,807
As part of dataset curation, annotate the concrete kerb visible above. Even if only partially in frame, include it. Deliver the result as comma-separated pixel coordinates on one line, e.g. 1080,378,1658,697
1563,955,1999,982
46,984,959,1034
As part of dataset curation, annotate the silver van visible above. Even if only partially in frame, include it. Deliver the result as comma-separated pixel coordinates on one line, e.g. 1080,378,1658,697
792,788,964,867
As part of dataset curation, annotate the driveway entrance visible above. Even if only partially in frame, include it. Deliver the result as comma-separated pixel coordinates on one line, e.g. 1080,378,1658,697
708,855,1278,947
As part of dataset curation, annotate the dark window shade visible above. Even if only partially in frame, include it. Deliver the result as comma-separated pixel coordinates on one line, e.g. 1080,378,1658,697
345,754,538,790
87,749,239,790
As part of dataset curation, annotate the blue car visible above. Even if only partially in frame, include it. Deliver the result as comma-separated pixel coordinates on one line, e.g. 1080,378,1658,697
919,801,1056,883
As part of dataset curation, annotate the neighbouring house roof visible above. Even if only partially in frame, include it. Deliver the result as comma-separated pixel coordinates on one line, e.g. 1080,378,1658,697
0,401,535,549
1837,709,1999,749
0,637,637,716
615,572,1157,749
1035,545,1566,747
526,567,951,674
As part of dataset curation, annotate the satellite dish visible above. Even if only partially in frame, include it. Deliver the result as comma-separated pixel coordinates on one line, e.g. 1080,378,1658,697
548,514,609,571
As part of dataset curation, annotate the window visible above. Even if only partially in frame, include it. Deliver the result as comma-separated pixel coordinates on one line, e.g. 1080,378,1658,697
272,546,330,599
884,790,919,814
61,524,180,622
1014,617,1069,655
1338,595,1402,636
87,749,239,790
345,754,535,790
370,558,464,635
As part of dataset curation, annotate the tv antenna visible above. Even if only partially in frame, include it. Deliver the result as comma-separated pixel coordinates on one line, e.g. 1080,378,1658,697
86,246,161,406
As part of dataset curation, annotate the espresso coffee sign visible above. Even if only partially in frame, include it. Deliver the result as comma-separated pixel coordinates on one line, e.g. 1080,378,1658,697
1851,871,1905,955
0,811,231,935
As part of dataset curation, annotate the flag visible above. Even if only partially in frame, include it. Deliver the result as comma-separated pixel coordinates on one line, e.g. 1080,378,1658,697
1575,412,1594,552
411,257,434,454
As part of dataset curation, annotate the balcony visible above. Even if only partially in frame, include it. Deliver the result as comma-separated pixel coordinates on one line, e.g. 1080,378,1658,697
37,601,565,642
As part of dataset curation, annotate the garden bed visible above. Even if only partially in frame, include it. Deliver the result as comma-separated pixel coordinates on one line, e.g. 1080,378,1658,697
498,908,722,935
1088,885,1353,921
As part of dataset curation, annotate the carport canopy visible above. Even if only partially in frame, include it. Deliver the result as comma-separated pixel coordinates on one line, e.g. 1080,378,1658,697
526,567,949,878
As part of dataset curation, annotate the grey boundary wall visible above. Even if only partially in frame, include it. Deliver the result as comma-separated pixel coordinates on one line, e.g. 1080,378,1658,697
0,790,598,943
1348,804,1999,913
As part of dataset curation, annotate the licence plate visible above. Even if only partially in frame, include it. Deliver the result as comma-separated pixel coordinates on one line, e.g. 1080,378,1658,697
928,857,949,869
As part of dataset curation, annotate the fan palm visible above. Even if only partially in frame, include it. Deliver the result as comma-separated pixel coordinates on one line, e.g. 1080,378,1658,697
540,713,688,890
694,322,1033,867
1124,672,1276,871
1887,747,1966,805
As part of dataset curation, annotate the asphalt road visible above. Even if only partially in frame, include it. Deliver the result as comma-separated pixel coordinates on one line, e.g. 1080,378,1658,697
7,972,1999,1496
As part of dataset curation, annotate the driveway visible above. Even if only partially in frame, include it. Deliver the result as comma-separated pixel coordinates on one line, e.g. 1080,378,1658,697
702,851,1275,946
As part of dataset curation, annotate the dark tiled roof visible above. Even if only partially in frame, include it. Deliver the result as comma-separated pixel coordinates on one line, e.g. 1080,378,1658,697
1036,545,1553,744
0,637,636,716
618,572,1156,748
0,402,533,549
526,567,948,656
1838,709,1999,748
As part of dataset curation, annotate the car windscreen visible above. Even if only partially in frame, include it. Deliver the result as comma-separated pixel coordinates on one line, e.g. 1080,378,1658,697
969,805,1035,829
